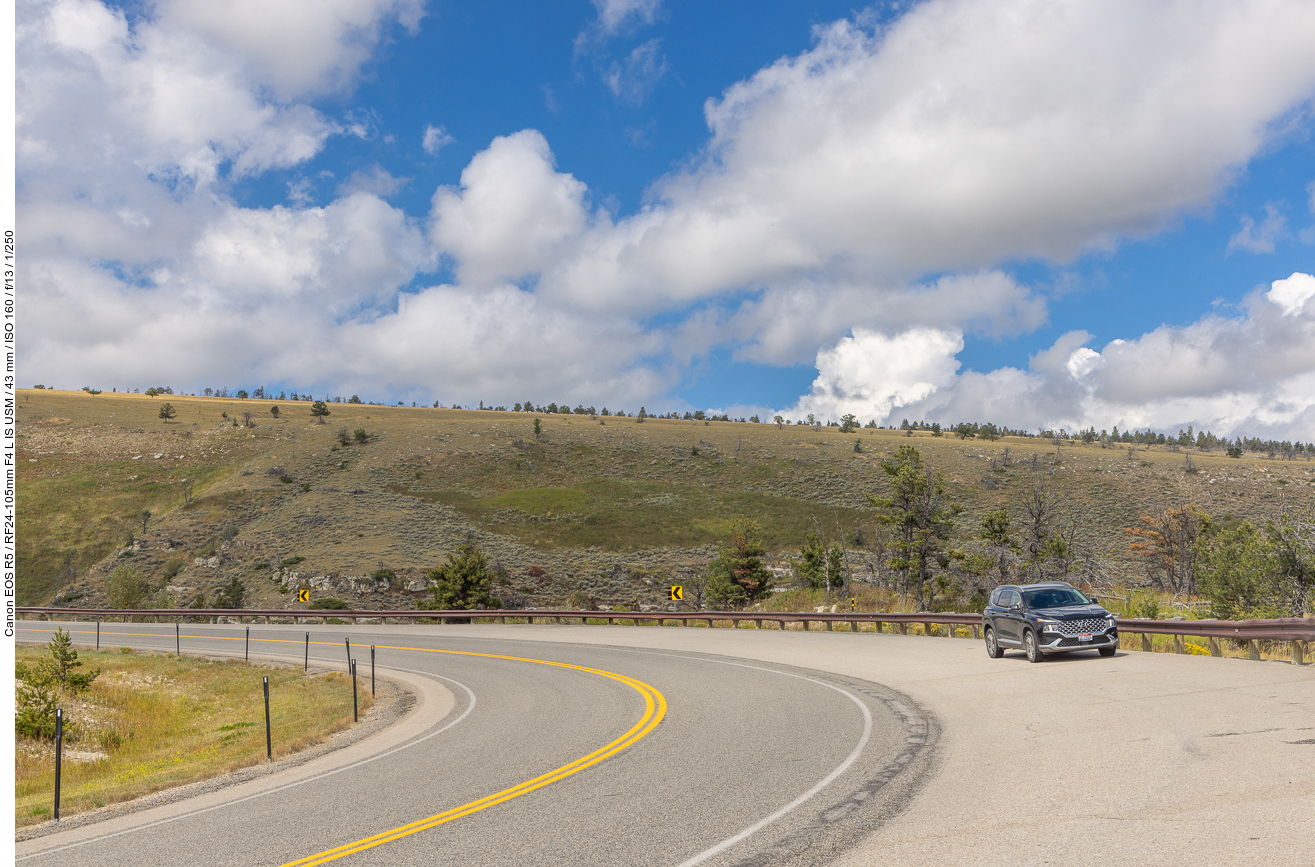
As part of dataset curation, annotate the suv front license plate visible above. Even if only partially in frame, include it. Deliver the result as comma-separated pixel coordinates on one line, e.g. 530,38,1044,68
1078,634,1093,642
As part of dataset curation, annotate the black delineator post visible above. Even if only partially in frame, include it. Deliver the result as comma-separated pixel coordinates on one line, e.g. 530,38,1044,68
53,708,64,822
245,626,250,661
304,632,309,671
345,638,351,672
263,676,272,761
351,660,358,722
370,645,376,696
96,620,100,650
175,623,180,657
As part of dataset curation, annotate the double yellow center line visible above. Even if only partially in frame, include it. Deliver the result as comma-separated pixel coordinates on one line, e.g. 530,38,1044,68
19,627,667,866
280,646,667,866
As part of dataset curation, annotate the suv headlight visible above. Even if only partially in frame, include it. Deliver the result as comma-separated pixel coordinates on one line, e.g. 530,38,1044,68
1036,618,1062,632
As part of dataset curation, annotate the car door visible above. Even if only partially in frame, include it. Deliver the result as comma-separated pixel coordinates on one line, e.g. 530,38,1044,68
997,589,1024,644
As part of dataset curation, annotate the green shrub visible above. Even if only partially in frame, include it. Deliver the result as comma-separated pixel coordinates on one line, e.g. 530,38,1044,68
15,683,64,740
106,564,151,609
309,597,350,610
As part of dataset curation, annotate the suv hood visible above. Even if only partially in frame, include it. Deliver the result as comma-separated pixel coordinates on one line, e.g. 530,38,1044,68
1032,605,1111,619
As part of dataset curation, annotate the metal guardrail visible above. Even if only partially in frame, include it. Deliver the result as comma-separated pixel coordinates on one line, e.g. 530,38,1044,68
17,607,1313,661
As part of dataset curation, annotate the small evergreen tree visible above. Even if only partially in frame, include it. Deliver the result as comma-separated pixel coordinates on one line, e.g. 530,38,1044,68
214,576,247,609
45,627,101,691
421,542,502,612
158,402,176,422
707,517,772,608
310,400,331,423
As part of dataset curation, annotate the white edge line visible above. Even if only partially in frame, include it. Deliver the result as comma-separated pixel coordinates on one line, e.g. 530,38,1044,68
591,646,878,867
17,665,476,862
670,662,873,867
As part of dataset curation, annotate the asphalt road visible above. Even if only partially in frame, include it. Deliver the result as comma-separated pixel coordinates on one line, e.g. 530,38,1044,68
15,621,936,867
16,620,1315,865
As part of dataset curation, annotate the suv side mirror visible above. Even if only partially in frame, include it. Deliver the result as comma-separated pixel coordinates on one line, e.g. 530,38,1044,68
1088,596,1099,605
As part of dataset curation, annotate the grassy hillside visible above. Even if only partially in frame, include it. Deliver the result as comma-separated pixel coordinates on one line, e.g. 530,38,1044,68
16,389,1315,610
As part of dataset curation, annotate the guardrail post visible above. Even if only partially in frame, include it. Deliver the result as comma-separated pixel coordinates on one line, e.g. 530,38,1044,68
1249,640,1260,661
53,708,63,822
1174,635,1185,654
898,623,908,635
263,676,272,761
1294,641,1305,666
825,620,832,631
1209,637,1221,657
971,625,980,639
1141,634,1152,652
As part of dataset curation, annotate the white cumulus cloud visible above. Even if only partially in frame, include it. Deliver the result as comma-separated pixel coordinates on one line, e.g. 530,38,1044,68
787,327,964,423
429,130,590,287
154,0,427,98
799,273,1315,439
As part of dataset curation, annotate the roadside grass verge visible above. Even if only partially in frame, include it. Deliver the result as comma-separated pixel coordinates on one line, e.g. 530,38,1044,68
14,646,371,826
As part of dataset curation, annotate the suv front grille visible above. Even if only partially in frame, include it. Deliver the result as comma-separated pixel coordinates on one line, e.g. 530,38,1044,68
1056,618,1109,635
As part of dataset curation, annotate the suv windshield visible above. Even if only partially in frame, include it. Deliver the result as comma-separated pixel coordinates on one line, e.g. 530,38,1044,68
1023,587,1090,609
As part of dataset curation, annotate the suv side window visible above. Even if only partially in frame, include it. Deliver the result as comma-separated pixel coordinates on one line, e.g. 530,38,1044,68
990,589,1004,607
1003,590,1020,608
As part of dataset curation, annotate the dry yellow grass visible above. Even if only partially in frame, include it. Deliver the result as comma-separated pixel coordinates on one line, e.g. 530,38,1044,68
14,645,371,826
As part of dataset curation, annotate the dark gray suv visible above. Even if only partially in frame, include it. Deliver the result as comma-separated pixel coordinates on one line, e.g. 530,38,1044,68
982,582,1118,662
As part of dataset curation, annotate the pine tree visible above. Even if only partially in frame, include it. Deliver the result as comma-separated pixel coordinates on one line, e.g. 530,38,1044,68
707,517,772,608
868,445,962,610
421,542,502,612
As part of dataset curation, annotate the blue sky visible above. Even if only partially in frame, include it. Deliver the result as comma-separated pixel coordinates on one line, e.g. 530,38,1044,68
17,0,1315,437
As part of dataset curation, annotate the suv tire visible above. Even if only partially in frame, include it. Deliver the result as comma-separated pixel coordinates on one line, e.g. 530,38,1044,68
984,627,1004,659
1024,629,1043,663
1099,645,1116,657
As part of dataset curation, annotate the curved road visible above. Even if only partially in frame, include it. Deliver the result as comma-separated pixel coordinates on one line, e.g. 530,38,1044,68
15,621,934,867
16,619,1315,865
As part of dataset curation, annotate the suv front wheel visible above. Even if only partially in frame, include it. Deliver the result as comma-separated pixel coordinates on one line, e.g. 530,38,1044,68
984,627,1004,659
1023,630,1044,663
